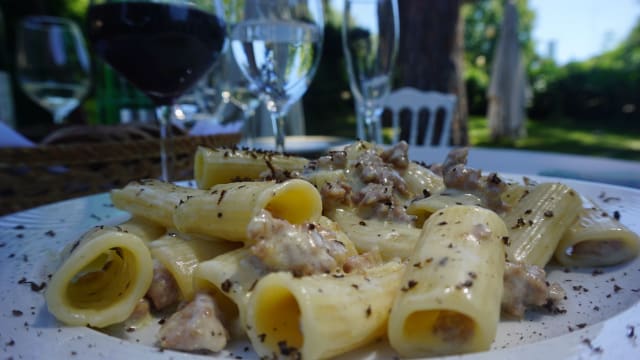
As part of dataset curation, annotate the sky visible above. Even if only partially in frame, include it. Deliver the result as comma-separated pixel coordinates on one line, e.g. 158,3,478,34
530,0,640,64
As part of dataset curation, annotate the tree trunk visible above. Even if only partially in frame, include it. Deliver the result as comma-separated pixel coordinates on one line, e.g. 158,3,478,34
396,0,468,145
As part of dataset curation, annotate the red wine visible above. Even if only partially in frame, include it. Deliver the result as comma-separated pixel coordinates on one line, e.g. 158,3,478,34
87,2,226,105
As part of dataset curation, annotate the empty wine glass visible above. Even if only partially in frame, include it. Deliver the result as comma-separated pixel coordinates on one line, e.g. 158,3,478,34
87,0,227,181
228,0,324,152
16,16,91,124
342,0,399,143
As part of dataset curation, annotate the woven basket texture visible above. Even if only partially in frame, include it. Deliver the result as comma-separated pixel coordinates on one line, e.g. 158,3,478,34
0,132,241,215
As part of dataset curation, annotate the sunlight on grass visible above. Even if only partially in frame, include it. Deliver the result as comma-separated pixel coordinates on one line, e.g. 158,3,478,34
469,117,640,160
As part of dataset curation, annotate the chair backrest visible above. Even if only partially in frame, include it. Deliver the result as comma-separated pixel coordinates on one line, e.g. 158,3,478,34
383,87,457,147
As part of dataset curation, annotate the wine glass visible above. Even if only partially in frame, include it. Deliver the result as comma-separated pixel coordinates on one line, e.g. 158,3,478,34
87,0,227,181
16,16,91,124
342,0,399,143
228,0,324,152
216,47,261,147
176,48,261,145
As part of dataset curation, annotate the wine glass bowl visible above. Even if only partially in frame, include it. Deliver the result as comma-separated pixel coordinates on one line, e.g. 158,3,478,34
16,16,91,124
86,0,227,181
87,1,226,105
228,0,324,152
342,0,399,143
210,46,261,146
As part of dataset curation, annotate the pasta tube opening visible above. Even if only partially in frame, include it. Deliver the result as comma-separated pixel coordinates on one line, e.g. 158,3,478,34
403,310,476,349
553,200,640,267
252,285,303,355
261,179,322,225
66,247,136,309
563,239,633,265
45,227,153,328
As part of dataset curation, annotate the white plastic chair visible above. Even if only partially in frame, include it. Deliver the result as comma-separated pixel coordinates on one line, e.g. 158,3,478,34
382,87,457,147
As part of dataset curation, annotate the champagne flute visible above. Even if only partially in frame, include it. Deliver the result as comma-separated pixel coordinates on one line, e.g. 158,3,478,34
342,0,399,143
87,0,227,181
16,16,91,124
228,0,324,153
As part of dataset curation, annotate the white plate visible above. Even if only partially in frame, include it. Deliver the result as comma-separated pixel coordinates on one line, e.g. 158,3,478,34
252,135,352,156
1,175,639,360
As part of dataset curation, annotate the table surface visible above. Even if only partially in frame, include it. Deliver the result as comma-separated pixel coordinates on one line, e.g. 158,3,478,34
408,146,640,188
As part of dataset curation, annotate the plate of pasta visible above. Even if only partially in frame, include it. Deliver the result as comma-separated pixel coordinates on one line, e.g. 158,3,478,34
1,141,639,360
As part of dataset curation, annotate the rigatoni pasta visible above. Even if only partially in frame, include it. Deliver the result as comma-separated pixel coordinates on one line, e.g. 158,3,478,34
149,234,240,300
45,226,153,327
116,216,166,243
554,198,640,267
173,179,323,242
403,161,445,195
44,140,640,359
503,182,582,267
329,207,421,260
245,261,405,360
388,205,508,357
193,247,267,329
111,179,204,228
194,146,309,189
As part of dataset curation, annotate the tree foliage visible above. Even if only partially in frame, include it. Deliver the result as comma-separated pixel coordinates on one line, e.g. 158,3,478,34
529,17,640,128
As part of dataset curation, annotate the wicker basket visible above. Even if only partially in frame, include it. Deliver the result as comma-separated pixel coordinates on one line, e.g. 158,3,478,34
0,132,241,215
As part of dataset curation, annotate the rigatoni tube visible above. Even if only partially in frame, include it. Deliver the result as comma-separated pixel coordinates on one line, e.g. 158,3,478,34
149,234,240,301
173,179,322,242
194,146,309,189
194,248,267,333
245,261,405,360
330,207,421,261
388,205,507,357
111,179,205,228
45,226,153,328
503,182,582,267
555,201,640,267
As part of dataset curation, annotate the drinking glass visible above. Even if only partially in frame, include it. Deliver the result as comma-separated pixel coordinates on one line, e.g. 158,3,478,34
176,48,261,145
87,0,227,181
342,0,399,143
211,46,261,146
228,0,324,152
220,71,261,146
16,16,91,124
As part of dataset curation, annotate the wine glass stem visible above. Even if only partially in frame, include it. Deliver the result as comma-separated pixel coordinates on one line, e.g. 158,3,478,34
270,111,286,153
155,105,176,182
240,108,256,148
358,103,382,143
52,112,65,125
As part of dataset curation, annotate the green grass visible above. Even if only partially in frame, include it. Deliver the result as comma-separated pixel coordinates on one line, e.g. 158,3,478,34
469,116,640,161
314,112,640,161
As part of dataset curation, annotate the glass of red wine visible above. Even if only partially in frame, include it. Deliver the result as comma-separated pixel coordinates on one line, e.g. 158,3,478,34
87,0,227,181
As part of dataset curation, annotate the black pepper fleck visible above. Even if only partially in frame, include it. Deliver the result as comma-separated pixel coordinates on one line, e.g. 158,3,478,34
613,211,621,220
627,325,635,339
221,279,233,293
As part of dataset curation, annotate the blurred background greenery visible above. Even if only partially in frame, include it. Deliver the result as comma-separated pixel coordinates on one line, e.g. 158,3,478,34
1,0,638,159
